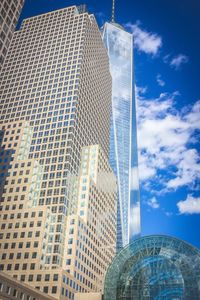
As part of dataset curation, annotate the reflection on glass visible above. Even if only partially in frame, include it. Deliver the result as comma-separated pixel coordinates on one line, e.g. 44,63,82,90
104,235,200,300
103,22,140,248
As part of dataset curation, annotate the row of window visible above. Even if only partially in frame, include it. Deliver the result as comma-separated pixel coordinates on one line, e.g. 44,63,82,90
1,241,39,249
1,251,37,260
0,230,40,239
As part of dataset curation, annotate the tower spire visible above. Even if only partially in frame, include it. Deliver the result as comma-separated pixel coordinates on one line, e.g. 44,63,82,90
111,0,115,23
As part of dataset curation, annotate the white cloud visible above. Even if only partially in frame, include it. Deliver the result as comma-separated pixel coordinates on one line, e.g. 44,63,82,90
163,54,170,64
167,149,200,189
177,195,200,214
138,152,157,180
165,211,173,217
126,22,162,55
156,74,165,87
147,197,160,209
136,88,200,192
135,85,148,96
170,54,189,69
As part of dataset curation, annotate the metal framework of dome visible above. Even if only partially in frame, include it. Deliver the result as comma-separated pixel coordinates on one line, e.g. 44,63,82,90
104,235,200,300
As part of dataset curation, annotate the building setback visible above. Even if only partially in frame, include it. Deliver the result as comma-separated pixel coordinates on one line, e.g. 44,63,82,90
0,0,24,69
0,5,116,299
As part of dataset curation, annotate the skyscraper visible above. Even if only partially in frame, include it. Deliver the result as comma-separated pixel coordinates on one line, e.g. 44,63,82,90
103,18,140,248
0,0,25,69
0,5,117,299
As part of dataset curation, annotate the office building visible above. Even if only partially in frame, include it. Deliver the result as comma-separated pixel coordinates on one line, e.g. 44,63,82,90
0,5,116,299
0,272,55,300
0,0,24,69
103,20,140,248
64,145,117,294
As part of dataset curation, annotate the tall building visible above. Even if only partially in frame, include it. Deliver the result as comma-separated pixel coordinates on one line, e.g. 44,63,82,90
64,145,117,294
0,0,24,69
0,5,117,299
102,19,140,248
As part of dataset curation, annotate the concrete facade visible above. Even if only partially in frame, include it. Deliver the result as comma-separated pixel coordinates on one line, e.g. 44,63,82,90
74,293,102,300
0,0,24,69
0,5,115,300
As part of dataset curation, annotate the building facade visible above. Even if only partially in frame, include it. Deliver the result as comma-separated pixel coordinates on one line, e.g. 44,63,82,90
102,22,140,248
0,272,55,300
0,0,24,69
0,5,116,299
63,145,117,295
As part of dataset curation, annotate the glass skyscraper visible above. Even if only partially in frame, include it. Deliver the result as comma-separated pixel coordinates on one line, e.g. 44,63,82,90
103,22,140,248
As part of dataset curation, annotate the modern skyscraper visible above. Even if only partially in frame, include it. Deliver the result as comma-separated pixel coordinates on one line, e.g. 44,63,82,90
0,5,117,299
0,0,24,69
102,16,140,248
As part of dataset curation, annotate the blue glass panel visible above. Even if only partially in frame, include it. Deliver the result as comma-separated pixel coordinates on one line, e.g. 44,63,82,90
103,22,140,247
104,235,200,300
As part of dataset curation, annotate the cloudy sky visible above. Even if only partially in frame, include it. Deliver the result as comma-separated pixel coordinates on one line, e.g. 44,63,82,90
18,0,200,248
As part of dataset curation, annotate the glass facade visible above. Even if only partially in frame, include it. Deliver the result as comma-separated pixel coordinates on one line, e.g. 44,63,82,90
104,235,200,300
103,22,140,248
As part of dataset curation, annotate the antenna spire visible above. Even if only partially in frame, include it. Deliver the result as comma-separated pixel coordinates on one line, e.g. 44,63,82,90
111,0,115,23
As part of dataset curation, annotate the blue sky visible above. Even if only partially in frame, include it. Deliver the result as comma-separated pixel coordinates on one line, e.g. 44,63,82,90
18,0,200,248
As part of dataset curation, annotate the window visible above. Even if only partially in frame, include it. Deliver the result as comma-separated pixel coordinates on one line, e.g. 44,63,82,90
52,286,57,294
9,253,14,259
19,242,23,248
67,248,72,255
69,228,74,234
53,274,58,281
43,286,48,293
28,275,33,282
21,275,25,281
34,241,39,248
32,252,37,259
36,274,42,281
44,274,50,282
26,242,30,248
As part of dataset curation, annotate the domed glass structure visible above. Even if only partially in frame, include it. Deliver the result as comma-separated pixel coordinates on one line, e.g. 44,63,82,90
104,235,200,300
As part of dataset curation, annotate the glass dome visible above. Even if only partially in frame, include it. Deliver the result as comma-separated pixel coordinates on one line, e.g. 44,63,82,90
104,235,200,300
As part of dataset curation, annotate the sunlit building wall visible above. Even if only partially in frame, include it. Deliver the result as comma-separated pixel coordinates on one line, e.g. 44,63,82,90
103,22,140,248
0,5,116,299
64,145,117,295
0,0,24,69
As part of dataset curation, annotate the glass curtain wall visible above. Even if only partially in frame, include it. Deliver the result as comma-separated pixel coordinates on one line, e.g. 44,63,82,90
103,22,140,248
